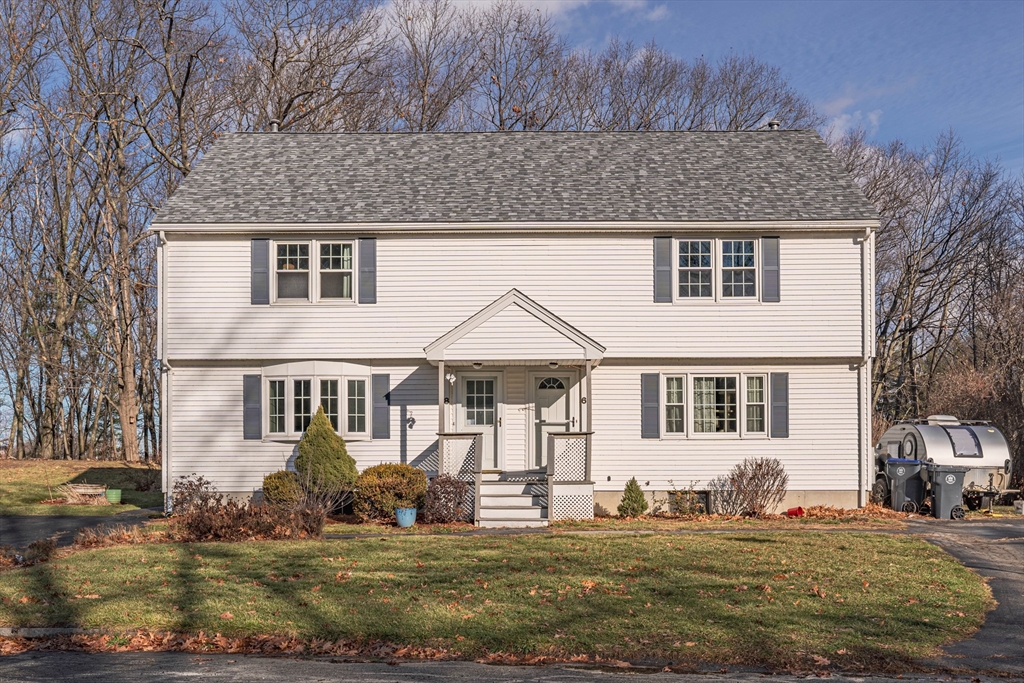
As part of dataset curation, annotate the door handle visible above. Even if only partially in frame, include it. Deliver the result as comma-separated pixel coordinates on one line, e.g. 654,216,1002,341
498,417,502,427
571,417,576,428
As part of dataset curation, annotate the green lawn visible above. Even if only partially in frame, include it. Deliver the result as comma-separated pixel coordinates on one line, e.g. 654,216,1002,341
0,459,163,516
0,533,990,670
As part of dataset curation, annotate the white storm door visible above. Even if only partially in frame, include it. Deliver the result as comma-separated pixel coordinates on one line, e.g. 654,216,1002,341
460,376,499,470
533,375,573,469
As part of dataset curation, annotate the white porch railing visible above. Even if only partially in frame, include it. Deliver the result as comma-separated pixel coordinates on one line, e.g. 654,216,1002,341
546,432,594,521
438,432,482,522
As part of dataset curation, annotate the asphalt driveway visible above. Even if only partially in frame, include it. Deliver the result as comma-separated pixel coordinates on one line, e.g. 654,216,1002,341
0,508,159,549
909,518,1024,675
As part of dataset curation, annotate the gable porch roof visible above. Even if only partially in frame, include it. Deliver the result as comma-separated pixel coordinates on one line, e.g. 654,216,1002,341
424,289,605,365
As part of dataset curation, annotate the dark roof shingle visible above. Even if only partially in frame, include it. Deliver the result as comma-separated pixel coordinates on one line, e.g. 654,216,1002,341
154,131,876,224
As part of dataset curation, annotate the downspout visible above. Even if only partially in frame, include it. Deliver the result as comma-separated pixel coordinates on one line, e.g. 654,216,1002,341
158,231,172,512
858,226,876,507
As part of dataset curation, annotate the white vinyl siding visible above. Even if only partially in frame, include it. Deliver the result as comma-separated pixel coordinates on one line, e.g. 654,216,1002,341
168,364,440,494
165,234,865,360
167,361,860,498
590,363,860,493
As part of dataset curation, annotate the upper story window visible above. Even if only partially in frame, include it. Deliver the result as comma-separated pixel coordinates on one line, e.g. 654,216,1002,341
320,243,353,299
678,240,713,298
276,243,309,299
721,240,756,298
676,238,759,301
273,239,355,303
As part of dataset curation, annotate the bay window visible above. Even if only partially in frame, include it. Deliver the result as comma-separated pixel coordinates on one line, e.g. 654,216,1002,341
263,363,370,439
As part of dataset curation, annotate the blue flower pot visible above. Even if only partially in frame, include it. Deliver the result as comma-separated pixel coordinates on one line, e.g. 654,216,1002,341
395,507,417,528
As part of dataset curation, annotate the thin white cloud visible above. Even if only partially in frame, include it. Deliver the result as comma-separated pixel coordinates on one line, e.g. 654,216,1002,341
828,108,884,137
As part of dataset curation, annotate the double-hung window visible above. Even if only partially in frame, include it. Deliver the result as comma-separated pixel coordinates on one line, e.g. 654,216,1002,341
320,379,340,431
675,238,758,301
678,240,713,298
276,243,309,299
721,240,756,297
347,379,367,433
320,243,353,299
273,239,355,302
745,376,767,434
293,379,313,432
665,376,686,433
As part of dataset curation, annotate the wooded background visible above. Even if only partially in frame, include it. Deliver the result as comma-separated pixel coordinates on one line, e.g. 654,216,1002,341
1,0,1020,482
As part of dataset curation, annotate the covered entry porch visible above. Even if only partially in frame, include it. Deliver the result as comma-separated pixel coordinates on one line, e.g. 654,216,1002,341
424,290,604,527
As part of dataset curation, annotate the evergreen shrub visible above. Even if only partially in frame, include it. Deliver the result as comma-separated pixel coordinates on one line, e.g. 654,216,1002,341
294,406,358,495
617,477,649,517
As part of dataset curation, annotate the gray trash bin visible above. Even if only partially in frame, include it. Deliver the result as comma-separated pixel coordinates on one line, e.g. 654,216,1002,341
885,458,925,512
924,463,971,520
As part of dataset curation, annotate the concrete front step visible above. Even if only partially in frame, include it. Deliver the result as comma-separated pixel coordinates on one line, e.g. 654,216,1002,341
478,505,547,520
478,519,550,528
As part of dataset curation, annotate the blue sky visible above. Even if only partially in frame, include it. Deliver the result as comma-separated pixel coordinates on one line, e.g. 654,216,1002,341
528,0,1024,173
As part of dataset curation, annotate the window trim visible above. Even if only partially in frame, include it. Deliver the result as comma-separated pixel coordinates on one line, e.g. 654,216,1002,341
672,237,762,303
662,374,688,437
344,376,369,438
657,371,773,440
262,371,370,440
270,238,358,305
744,374,768,436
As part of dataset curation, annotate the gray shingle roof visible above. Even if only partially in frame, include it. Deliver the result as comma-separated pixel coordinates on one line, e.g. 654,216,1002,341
154,130,877,225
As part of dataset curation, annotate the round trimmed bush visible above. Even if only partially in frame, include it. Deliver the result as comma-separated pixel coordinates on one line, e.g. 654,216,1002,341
262,470,302,506
295,406,358,494
354,464,428,522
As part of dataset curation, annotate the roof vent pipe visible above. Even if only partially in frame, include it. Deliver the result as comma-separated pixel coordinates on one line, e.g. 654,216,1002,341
269,119,280,132
767,119,780,131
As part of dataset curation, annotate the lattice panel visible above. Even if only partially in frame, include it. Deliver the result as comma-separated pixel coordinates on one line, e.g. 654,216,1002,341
441,439,476,482
552,437,587,481
551,494,593,521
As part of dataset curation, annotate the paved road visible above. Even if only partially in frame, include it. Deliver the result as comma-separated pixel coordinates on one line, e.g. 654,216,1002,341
910,518,1024,675
0,652,1015,683
0,509,159,549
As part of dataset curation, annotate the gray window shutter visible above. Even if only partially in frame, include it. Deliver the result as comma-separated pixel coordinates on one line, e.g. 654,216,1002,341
641,373,660,439
243,375,262,440
653,237,672,303
762,237,780,303
770,372,789,438
358,238,377,304
251,239,270,305
372,374,390,439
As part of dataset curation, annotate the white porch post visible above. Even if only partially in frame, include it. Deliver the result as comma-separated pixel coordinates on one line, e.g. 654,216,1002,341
585,360,593,432
437,360,445,432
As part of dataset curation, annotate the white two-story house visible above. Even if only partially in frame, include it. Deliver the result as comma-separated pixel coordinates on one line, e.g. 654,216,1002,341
153,130,877,526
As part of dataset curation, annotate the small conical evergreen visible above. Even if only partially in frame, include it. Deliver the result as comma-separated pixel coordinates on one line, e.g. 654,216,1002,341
295,406,358,493
617,477,649,518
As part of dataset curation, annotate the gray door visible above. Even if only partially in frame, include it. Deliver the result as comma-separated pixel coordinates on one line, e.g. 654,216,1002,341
534,375,571,469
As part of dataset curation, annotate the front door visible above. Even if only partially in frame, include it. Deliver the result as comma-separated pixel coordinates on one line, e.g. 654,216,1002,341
458,375,500,469
533,374,574,469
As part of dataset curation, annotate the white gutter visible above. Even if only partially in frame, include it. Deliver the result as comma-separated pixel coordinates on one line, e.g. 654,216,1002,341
148,219,880,235
857,225,878,507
